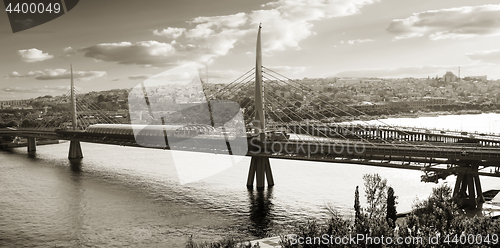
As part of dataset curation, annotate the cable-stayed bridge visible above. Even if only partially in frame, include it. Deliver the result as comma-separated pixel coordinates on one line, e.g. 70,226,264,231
2,26,500,210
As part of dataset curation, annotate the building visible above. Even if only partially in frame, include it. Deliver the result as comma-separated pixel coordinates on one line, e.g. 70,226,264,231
423,97,449,105
467,75,487,81
443,71,457,83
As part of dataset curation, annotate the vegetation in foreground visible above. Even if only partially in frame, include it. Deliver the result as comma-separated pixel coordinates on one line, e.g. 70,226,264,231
185,235,259,248
187,173,500,247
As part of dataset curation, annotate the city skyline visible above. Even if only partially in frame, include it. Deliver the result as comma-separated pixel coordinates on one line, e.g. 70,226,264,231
1,0,500,100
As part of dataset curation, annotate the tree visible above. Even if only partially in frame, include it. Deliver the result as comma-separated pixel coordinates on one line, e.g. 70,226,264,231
31,101,42,108
363,173,388,219
6,120,18,127
386,186,398,227
405,185,464,237
353,185,367,233
21,119,33,128
354,186,361,220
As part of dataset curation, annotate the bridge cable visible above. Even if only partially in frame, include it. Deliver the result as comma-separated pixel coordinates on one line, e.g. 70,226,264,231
263,78,378,147
262,67,439,148
262,67,432,149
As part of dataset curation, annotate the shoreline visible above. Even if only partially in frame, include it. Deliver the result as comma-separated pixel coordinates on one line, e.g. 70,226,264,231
0,139,59,149
337,109,495,122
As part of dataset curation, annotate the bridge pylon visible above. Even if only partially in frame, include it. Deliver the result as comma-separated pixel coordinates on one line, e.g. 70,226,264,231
246,24,274,188
68,64,83,159
68,140,83,159
27,137,36,153
247,156,274,188
453,163,485,209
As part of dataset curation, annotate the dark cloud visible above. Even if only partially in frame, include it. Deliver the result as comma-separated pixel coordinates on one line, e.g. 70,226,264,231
80,41,177,66
128,74,152,80
466,49,500,64
387,4,500,40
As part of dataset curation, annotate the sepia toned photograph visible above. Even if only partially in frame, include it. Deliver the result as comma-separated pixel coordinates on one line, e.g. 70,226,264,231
1,0,500,247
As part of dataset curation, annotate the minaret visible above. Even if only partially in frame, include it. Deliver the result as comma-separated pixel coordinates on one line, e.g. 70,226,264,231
254,24,265,140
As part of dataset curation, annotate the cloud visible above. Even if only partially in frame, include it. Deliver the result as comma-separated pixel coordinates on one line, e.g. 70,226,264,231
4,69,107,80
128,74,153,80
79,0,378,67
80,41,176,66
4,71,39,78
18,48,54,62
343,39,374,45
192,12,248,28
466,49,500,64
387,4,500,40
153,27,186,39
265,65,307,74
253,0,379,51
1,85,81,94
63,46,76,55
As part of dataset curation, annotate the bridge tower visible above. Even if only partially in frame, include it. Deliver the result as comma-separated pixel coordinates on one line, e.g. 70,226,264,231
247,24,274,189
68,65,83,159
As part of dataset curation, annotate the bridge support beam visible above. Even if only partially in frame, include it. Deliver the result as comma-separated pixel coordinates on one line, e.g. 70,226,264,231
247,156,274,188
68,140,83,159
27,137,36,152
453,164,485,209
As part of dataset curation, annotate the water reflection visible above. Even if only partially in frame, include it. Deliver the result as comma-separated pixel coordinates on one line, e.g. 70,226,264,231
27,151,36,158
68,159,84,246
247,187,274,237
69,159,83,174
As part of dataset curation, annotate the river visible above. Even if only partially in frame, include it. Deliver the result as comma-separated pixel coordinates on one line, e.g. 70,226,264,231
1,114,499,247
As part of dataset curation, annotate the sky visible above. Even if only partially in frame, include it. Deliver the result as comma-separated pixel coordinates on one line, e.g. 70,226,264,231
1,0,500,100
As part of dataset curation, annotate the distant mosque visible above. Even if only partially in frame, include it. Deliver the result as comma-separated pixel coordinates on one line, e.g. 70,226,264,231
443,71,457,83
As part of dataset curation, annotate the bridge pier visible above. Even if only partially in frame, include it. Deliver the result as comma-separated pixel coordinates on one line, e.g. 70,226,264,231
27,137,36,152
247,156,274,188
453,164,485,209
68,140,83,159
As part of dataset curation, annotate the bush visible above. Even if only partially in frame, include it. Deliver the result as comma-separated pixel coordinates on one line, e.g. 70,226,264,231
277,183,500,248
186,235,257,248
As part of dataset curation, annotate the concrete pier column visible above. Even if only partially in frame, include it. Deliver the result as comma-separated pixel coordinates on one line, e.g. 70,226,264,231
265,161,274,186
465,174,476,207
68,140,83,159
247,156,274,188
27,137,36,152
453,174,464,198
452,164,485,209
474,174,485,206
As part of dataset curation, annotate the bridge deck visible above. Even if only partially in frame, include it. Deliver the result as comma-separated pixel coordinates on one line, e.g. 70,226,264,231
2,128,500,177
